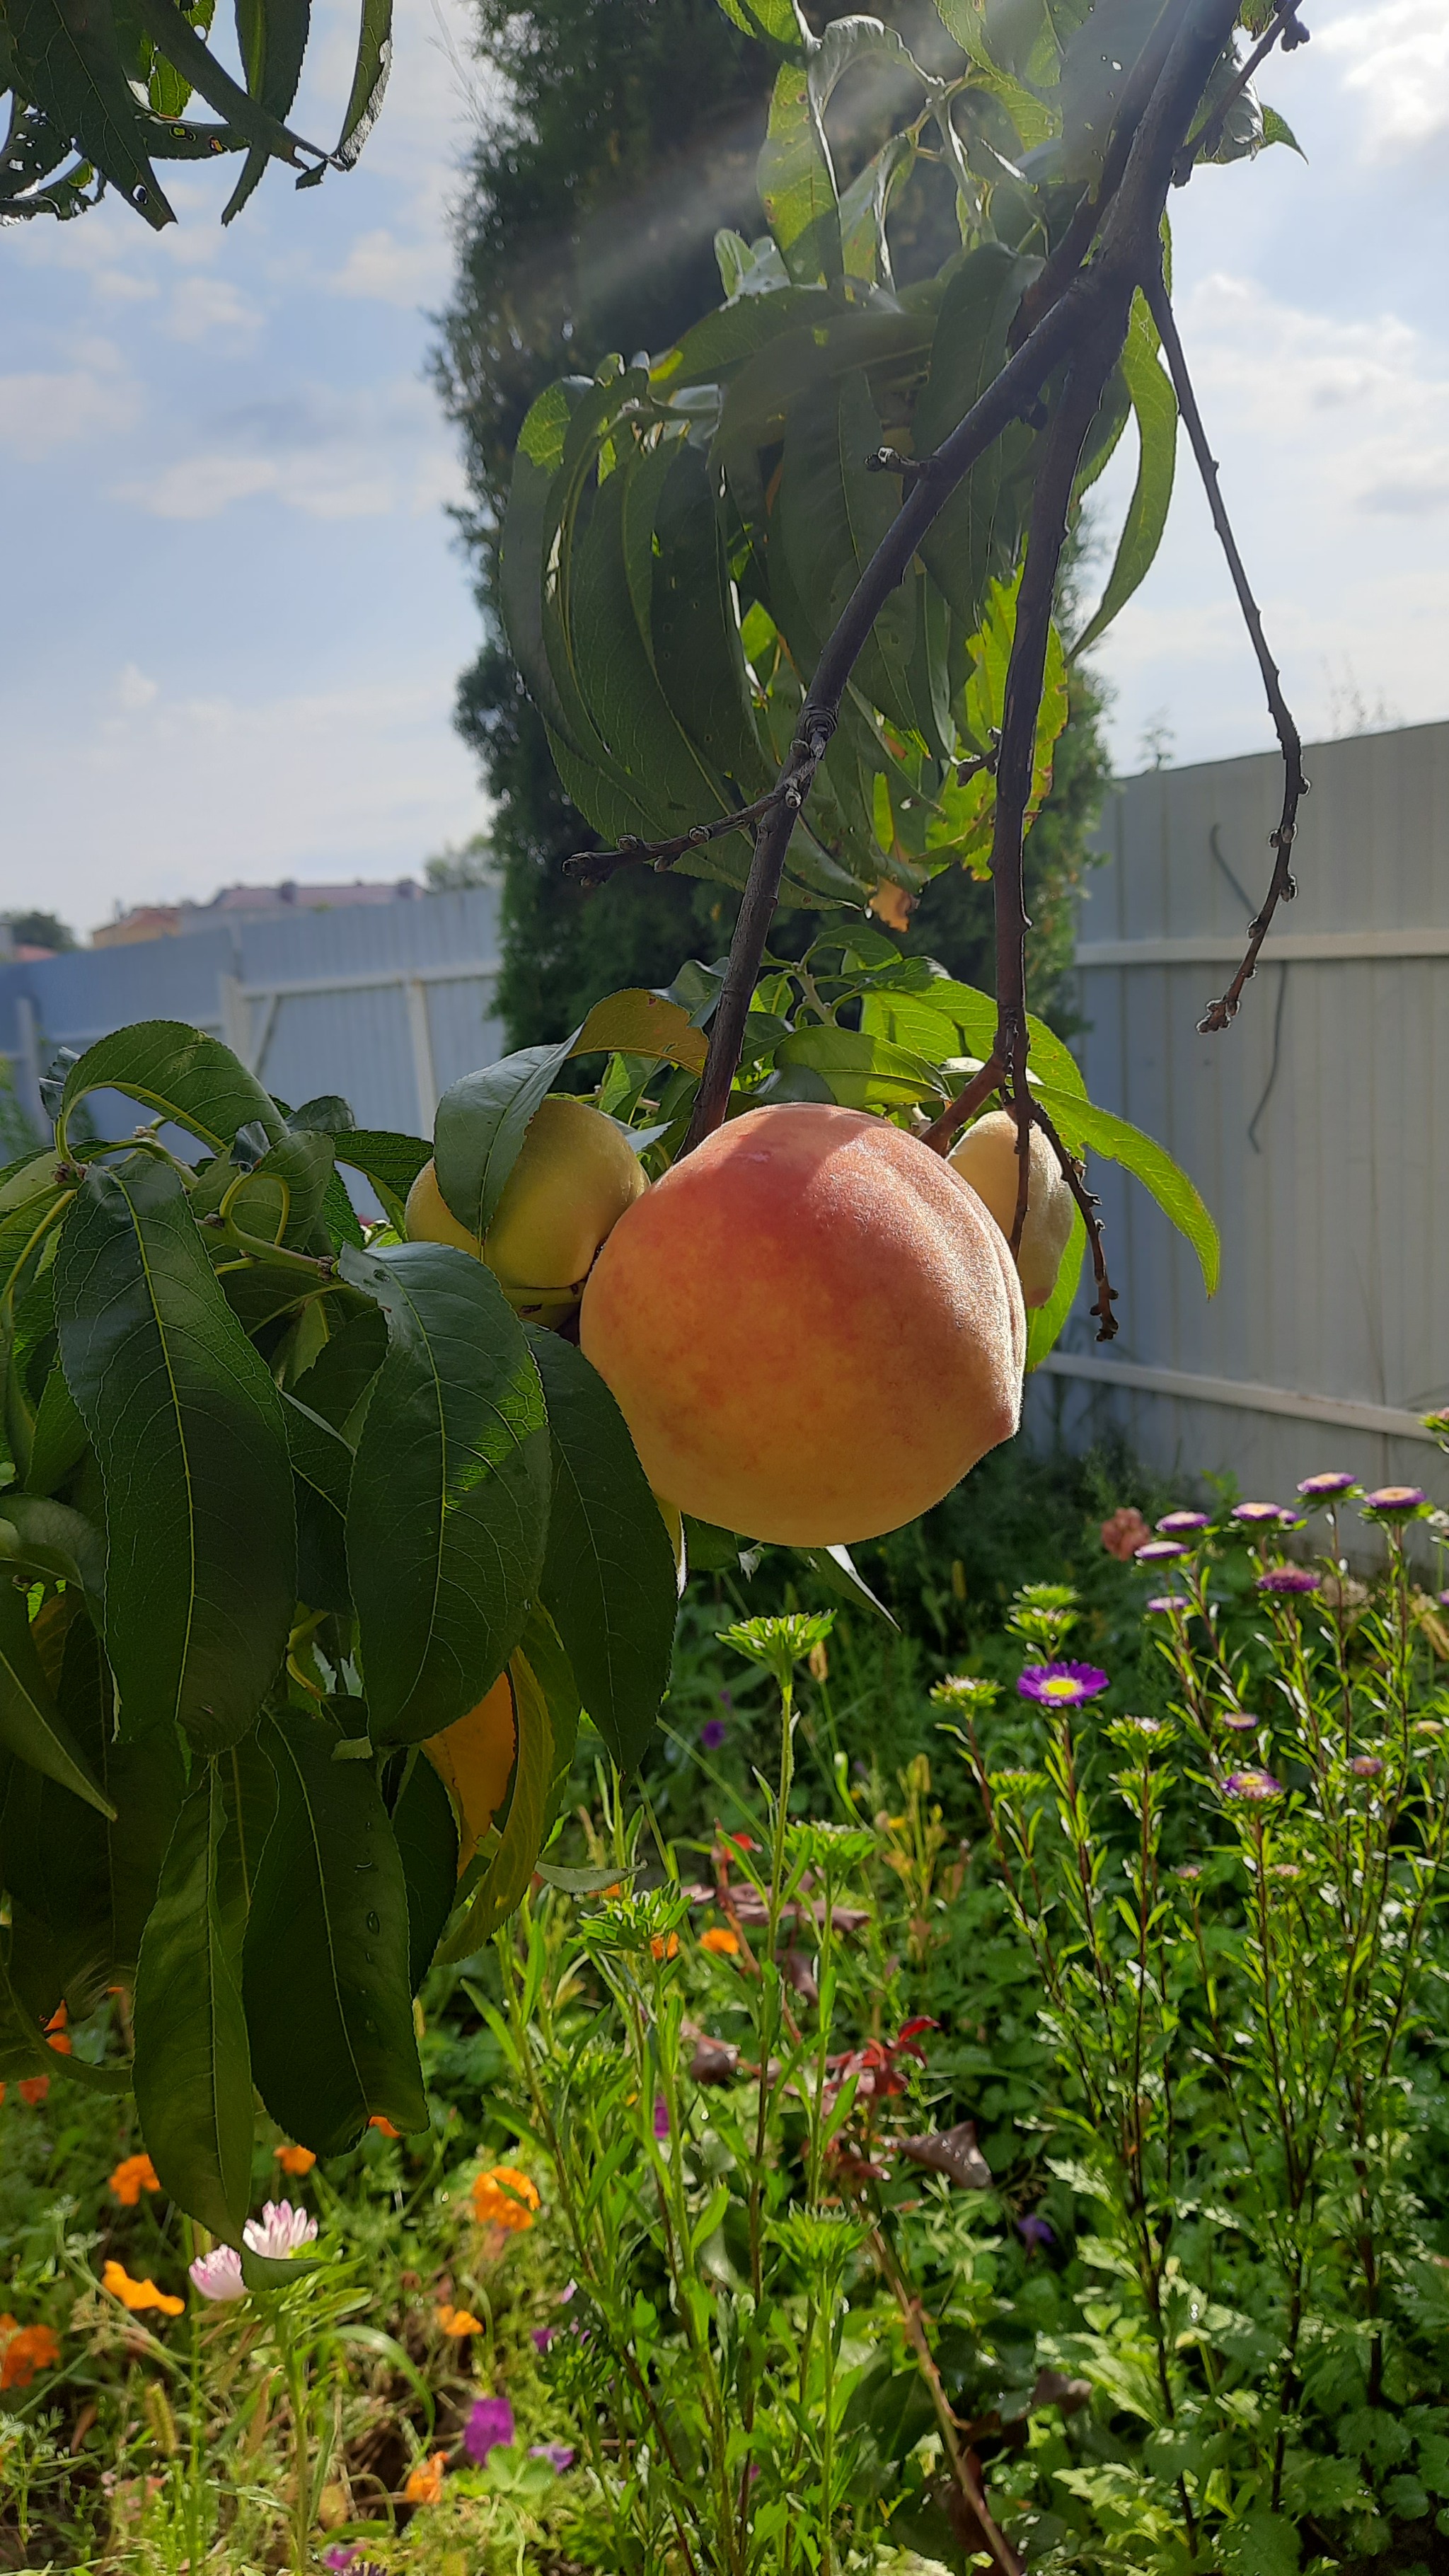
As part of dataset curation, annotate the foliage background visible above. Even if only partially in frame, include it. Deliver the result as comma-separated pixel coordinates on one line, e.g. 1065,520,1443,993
434,0,1112,1049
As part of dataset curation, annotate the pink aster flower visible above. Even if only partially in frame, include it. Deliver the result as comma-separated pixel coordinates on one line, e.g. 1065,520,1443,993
1231,1501,1287,1526
465,2395,515,2465
1223,1768,1283,1803
531,2443,576,2472
188,2245,246,2303
1145,1594,1188,1615
1363,1485,1428,1517
1298,1472,1358,1498
1134,1538,1186,1564
1255,1567,1321,1595
1017,1662,1109,1709
1157,1511,1208,1534
1221,1712,1259,1732
1349,1754,1384,1778
243,2201,318,2261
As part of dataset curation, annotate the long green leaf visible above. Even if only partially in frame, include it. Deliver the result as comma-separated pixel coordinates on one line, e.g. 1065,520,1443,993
391,1751,458,1992
775,1024,945,1109
334,0,392,164
433,1038,578,1240
243,1711,427,2152
340,1243,550,1746
54,1155,296,1750
1073,290,1177,656
0,1575,112,1814
1030,1080,1220,1295
6,0,175,226
332,1128,431,1234
758,52,839,285
133,1762,253,2238
913,243,1039,633
222,0,311,220
1024,1201,1087,1369
524,1330,677,1775
129,0,318,165
55,1022,284,1159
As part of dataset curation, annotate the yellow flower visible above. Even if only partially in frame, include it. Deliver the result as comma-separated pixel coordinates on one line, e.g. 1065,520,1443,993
470,2166,540,2233
103,2260,184,2317
437,2304,483,2337
275,2143,317,2176
404,2450,448,2505
109,2153,162,2206
700,1927,739,1958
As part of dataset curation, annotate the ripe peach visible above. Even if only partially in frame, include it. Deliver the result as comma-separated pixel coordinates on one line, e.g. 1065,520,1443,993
948,1111,1075,1308
579,1103,1024,1546
406,1095,647,1327
424,1670,516,1871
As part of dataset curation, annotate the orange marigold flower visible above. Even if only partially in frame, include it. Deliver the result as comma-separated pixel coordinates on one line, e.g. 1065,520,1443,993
437,2304,483,2338
275,2143,317,2176
470,2166,540,2233
650,1933,680,1961
109,2153,161,2207
369,2115,400,2138
0,2319,60,2389
18,2076,49,2107
700,1927,739,1957
102,2260,184,2318
403,2451,447,2505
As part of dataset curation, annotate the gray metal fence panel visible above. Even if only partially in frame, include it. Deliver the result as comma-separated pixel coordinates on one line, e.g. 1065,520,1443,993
1027,717,1449,1503
0,886,504,1151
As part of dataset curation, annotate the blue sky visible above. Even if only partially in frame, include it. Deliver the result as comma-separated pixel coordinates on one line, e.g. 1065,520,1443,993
1,0,1445,939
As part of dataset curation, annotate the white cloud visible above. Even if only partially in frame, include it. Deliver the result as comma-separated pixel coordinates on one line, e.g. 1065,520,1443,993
116,664,160,712
328,224,451,305
163,275,265,344
1319,0,1449,156
0,345,140,459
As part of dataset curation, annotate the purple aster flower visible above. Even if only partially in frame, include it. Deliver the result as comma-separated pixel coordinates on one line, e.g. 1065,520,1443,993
530,2443,576,2472
531,2326,554,2352
1158,1511,1208,1534
1221,1712,1258,1732
1363,1485,1428,1516
1298,1472,1358,1498
653,2097,670,2140
1134,1539,1186,1563
1255,1567,1322,1595
700,1718,728,1752
1016,2212,1054,2248
465,2396,516,2466
1223,1768,1283,1803
1232,1501,1288,1526
1017,1662,1109,1709
1349,1754,1384,1778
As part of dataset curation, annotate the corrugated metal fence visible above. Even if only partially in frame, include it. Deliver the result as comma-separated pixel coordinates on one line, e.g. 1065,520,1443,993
1029,717,1449,1501
0,887,504,1148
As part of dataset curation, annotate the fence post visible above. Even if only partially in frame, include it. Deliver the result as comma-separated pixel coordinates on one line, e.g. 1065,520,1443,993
405,978,437,1132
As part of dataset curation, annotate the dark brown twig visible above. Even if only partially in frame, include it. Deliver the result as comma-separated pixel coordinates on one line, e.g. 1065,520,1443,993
680,0,1247,1165
920,1056,1005,1154
1034,1098,1120,1341
1174,0,1309,178
565,789,783,888
1143,266,1309,1032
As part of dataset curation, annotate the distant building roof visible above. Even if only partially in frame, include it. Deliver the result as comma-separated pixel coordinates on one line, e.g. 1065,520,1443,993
91,879,422,947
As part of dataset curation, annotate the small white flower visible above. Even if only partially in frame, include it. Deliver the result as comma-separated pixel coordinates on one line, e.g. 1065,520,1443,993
243,2200,319,2260
188,2245,246,2302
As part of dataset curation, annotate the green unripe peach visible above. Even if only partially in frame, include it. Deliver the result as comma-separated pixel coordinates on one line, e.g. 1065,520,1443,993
405,1095,647,1327
948,1111,1075,1309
